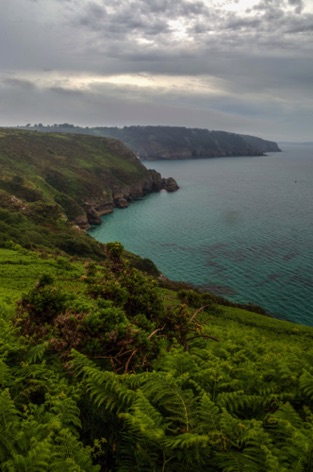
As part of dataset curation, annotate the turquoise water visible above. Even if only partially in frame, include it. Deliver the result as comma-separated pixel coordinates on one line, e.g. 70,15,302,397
89,143,313,326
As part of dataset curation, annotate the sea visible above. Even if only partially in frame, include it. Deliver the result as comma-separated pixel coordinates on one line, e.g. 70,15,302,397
89,143,313,327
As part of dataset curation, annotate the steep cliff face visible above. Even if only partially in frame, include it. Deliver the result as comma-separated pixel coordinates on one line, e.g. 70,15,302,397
18,124,282,160
116,127,281,159
239,134,281,153
83,168,179,227
123,128,265,160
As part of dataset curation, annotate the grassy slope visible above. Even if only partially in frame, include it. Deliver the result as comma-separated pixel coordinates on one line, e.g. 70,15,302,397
0,128,147,189
0,128,153,257
2,245,312,374
1,129,313,470
1,245,313,469
1,246,312,339
0,247,85,308
0,128,147,220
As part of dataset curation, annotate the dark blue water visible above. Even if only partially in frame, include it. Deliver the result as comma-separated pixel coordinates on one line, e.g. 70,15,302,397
89,143,313,326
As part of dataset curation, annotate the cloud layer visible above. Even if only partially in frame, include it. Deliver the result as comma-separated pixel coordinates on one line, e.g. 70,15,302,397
1,0,313,140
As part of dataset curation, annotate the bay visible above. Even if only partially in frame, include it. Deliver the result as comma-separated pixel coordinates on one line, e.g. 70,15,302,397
89,143,313,326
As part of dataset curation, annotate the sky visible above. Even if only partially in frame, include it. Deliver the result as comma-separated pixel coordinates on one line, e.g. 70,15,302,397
1,0,313,142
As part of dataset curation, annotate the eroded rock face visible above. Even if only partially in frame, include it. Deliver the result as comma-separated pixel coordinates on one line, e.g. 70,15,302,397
114,194,129,208
80,169,179,229
74,214,90,230
85,206,102,225
161,177,180,192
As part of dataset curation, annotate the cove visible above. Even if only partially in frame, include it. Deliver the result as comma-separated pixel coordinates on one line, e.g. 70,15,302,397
89,144,313,326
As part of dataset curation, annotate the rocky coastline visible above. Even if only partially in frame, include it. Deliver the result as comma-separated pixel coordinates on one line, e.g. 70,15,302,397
77,169,179,230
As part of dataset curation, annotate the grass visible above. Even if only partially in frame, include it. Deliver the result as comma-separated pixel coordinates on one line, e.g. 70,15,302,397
0,247,86,306
0,128,156,259
0,128,150,218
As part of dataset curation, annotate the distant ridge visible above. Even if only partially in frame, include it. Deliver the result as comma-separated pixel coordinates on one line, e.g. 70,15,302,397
18,124,281,160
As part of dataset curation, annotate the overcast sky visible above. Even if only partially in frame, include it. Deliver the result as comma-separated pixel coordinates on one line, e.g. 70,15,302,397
1,0,312,141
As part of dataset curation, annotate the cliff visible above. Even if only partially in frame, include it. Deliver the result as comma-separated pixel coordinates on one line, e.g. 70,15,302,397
0,129,178,250
239,134,281,153
20,124,281,159
102,127,282,159
94,127,273,160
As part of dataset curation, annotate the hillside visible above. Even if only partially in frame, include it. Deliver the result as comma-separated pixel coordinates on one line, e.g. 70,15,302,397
1,129,312,471
20,124,282,159
0,129,178,239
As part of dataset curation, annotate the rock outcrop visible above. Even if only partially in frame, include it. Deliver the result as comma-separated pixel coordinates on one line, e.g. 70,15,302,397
161,177,180,192
79,169,179,228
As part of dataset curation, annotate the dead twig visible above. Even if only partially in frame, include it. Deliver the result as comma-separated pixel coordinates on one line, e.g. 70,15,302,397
189,305,211,323
148,324,166,339
124,349,138,373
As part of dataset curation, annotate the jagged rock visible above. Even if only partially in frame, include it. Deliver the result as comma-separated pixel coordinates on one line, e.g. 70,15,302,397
161,177,180,192
114,194,129,208
74,214,90,231
80,171,179,228
85,206,101,225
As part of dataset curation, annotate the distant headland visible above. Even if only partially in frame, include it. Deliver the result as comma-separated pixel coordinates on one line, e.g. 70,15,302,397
18,124,281,160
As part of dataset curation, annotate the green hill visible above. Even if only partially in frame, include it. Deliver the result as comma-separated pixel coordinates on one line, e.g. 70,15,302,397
0,128,312,472
19,124,282,159
0,128,177,255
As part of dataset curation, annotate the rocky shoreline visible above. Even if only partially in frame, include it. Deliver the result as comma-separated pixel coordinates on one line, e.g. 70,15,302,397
76,169,179,230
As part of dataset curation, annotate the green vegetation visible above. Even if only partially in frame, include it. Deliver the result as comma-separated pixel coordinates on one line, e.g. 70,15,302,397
2,245,313,471
0,128,165,242
0,129,311,470
18,124,282,159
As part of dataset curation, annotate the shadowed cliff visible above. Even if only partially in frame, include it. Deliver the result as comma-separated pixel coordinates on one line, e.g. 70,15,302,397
20,124,281,159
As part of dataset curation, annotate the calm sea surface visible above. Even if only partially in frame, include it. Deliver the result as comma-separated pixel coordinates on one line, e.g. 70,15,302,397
89,143,313,326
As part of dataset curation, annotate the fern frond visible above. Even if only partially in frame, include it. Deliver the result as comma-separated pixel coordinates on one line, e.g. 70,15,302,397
119,411,164,442
273,402,303,430
142,372,196,433
195,393,220,433
217,391,265,418
214,449,260,472
24,436,52,471
219,409,246,443
299,369,313,401
83,367,136,413
26,341,49,364
70,348,97,376
0,389,20,431
0,359,11,387
164,432,210,450
52,428,100,471
47,393,82,431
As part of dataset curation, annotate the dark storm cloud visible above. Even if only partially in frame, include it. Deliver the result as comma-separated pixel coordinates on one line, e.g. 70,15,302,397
75,0,212,44
71,0,313,69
